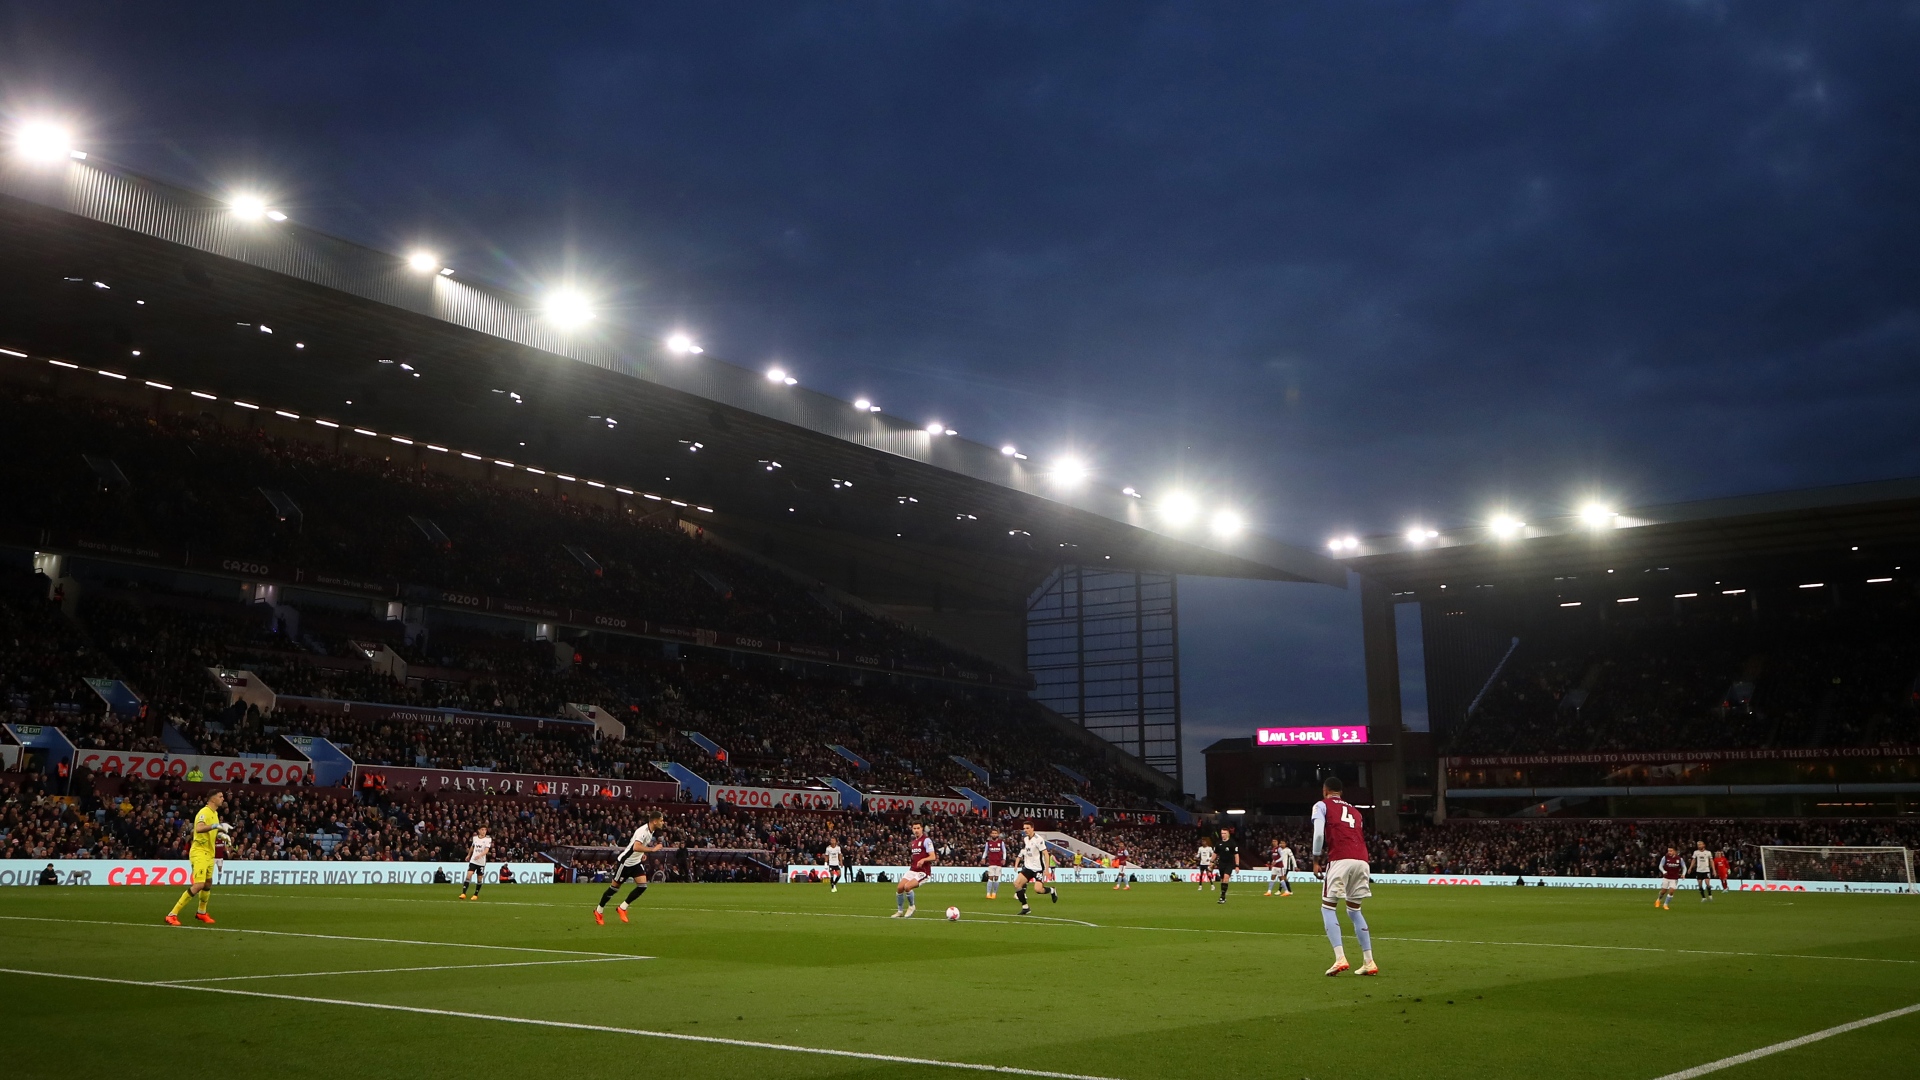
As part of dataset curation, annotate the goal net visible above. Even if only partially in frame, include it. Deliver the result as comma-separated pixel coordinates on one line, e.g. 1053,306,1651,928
1759,846,1914,888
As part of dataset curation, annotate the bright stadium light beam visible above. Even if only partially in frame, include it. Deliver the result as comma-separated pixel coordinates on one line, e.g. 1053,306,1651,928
1489,513,1525,539
853,398,872,411
1579,503,1616,528
1158,492,1199,528
230,194,269,220
406,251,440,273
15,121,77,163
926,421,945,435
766,367,787,383
1052,456,1088,488
665,332,702,355
543,289,595,329
1210,509,1244,538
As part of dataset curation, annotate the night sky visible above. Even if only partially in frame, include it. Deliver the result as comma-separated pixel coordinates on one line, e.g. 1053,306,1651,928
7,4,1917,793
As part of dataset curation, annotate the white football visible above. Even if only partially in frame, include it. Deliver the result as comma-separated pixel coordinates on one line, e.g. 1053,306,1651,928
945,906,961,921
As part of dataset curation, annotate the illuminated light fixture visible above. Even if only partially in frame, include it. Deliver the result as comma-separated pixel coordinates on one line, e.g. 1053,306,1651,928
438,267,454,277
406,251,440,273
49,360,80,369
664,332,702,355
1722,588,1745,595
854,398,872,411
353,428,378,437
1579,503,1616,527
314,419,339,429
1224,808,1246,816
1674,592,1699,598
1405,526,1440,544
1867,577,1893,584
130,350,141,357
144,380,172,390
525,467,544,475
1489,514,1525,538
697,506,713,513
766,367,787,383
459,452,482,460
544,289,594,329
586,480,605,488
1052,457,1088,487
275,410,299,420
1001,445,1018,457
1560,601,1581,608
670,500,688,507
926,421,945,435
1798,582,1824,589
1122,487,1142,498
295,343,305,349
265,210,287,222
97,370,126,380
1326,535,1360,552
494,459,514,467
0,347,29,357
1158,492,1199,528
1616,596,1638,603
390,436,412,445
230,195,269,220
15,121,80,162
1210,509,1244,538
233,400,259,410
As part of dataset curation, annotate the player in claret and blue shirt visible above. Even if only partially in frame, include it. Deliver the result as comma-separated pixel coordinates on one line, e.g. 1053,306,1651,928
1656,847,1686,910
894,822,936,918
982,828,1008,900
1311,777,1378,976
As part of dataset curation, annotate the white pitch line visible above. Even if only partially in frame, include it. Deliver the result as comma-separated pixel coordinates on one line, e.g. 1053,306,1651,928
0,915,637,959
1651,1002,1920,1079
160,956,649,983
0,968,1127,1080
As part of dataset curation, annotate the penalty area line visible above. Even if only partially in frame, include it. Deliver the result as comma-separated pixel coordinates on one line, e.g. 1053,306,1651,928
0,915,637,959
159,956,650,983
0,968,1127,1080
1650,1001,1920,1079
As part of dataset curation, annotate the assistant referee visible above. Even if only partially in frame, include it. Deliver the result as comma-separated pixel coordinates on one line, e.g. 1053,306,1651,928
1214,825,1242,904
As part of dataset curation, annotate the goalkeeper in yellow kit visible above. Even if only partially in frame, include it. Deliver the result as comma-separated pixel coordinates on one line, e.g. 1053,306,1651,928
166,791,227,925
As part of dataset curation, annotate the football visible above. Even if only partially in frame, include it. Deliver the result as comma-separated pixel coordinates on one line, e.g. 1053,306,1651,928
945,906,961,921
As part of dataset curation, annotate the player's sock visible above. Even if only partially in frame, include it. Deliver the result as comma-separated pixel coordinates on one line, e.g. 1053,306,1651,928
1016,886,1028,906
597,884,620,911
170,890,192,917
896,892,907,912
1321,903,1344,950
197,891,210,914
472,881,482,897
1219,879,1229,898
1347,904,1371,954
625,884,647,905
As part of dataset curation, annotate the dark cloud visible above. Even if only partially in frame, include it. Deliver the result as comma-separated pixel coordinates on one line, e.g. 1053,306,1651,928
7,2,1916,791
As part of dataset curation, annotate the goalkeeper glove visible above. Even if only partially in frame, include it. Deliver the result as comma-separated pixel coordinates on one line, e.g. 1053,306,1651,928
217,823,234,835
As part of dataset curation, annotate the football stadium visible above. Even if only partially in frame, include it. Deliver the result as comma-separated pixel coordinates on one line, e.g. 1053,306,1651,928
4,20,1920,1080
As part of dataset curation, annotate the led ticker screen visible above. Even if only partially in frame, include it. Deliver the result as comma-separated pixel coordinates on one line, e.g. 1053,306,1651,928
1255,725,1368,746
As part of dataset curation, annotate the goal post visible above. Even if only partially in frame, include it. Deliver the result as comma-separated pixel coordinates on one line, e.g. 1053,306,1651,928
1759,846,1915,890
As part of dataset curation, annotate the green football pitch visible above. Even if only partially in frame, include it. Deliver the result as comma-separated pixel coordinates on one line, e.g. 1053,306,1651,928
2,880,1916,1080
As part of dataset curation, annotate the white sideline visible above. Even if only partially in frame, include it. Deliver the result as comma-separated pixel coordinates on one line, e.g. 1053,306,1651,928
161,956,648,983
1651,1002,1920,1079
0,968,1126,1080
0,915,638,959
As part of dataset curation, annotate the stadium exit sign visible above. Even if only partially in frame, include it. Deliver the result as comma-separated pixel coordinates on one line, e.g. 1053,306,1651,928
1255,725,1368,746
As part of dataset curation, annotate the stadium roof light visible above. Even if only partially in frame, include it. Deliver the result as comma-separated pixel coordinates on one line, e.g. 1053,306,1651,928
926,421,945,435
406,251,440,274
766,367,787,383
1327,535,1359,552
1210,509,1244,538
15,121,81,163
229,194,269,221
1579,503,1616,528
1489,513,1525,539
853,398,872,411
543,289,594,329
665,332,702,355
1405,525,1440,545
1051,456,1088,488
1157,492,1199,528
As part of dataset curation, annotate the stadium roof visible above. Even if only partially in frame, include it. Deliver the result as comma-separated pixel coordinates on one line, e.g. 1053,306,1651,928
1336,476,1920,595
0,157,1344,613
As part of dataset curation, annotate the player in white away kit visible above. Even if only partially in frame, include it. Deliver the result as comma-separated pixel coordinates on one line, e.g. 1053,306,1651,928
825,836,843,893
1690,841,1716,902
1266,839,1296,897
1196,839,1216,889
1312,777,1377,976
894,822,936,917
595,812,665,925
458,826,492,900
1015,822,1060,915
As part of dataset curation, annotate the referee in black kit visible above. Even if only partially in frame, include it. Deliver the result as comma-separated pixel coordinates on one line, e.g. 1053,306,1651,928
1214,824,1242,904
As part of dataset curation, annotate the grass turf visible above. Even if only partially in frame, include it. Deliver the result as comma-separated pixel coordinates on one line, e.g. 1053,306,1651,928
2,879,1916,1079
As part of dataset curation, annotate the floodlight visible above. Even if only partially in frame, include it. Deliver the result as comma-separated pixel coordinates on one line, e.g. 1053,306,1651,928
1489,514,1525,538
230,194,268,220
1052,456,1088,487
544,289,594,329
665,332,702,355
406,251,439,273
15,122,75,163
1579,503,1615,528
766,367,787,383
1327,536,1359,552
926,421,945,435
1158,492,1198,528
1210,509,1244,538
1405,526,1439,544
854,398,872,411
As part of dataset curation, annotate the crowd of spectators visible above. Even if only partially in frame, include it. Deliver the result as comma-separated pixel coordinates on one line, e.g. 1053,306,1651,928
1448,593,1920,754
0,391,992,671
1382,817,1920,879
